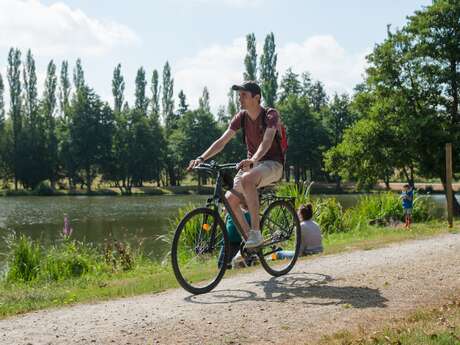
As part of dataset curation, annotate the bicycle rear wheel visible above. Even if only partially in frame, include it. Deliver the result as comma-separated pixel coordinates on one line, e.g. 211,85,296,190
171,207,229,294
258,200,301,276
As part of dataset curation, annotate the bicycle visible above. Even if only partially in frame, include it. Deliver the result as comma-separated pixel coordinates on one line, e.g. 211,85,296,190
171,161,301,295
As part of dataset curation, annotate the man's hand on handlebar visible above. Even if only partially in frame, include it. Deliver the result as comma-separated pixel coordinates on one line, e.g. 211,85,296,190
187,157,204,171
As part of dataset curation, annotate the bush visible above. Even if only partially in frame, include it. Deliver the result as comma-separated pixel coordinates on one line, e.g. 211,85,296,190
314,198,346,234
6,234,41,282
4,234,108,284
40,240,103,281
276,182,313,208
33,181,55,196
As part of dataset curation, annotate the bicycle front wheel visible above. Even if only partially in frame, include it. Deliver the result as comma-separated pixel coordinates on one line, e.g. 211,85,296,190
258,200,301,276
171,207,229,294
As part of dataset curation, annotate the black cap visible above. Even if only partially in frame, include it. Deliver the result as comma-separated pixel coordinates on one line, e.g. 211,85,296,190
231,81,261,96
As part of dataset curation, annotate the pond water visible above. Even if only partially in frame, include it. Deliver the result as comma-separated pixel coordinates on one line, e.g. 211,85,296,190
0,193,453,268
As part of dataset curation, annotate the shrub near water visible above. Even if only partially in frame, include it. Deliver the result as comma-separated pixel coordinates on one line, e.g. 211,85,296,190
5,234,41,282
4,234,106,283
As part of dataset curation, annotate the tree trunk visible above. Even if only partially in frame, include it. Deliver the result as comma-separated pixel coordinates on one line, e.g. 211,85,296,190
85,166,91,193
440,173,460,216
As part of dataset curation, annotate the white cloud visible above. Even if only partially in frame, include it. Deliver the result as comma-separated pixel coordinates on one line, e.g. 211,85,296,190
278,35,369,96
175,35,369,113
0,0,140,57
175,37,246,111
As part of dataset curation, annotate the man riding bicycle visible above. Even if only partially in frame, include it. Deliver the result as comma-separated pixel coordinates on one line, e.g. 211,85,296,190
188,81,283,249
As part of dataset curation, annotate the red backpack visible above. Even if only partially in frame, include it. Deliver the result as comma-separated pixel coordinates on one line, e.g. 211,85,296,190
241,107,288,164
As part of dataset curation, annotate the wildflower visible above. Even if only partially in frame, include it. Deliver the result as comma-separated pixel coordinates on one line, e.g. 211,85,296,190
63,215,73,237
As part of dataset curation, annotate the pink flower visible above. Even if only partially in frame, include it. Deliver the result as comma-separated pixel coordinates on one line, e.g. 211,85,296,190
63,215,73,237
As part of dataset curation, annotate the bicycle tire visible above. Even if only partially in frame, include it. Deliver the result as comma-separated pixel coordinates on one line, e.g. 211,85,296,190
171,207,229,294
258,200,301,276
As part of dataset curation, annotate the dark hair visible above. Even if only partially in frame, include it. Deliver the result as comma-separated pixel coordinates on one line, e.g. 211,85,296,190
403,184,410,188
298,203,313,221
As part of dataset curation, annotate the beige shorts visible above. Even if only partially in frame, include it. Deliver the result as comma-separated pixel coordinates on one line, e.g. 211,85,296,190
233,160,283,196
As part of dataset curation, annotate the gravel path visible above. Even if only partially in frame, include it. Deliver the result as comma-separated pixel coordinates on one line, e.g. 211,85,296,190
1,233,459,345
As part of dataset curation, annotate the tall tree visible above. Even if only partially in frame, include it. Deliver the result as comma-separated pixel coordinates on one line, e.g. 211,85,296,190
59,60,71,116
198,86,210,113
150,69,161,119
0,73,4,130
278,68,301,102
244,33,257,81
73,58,85,91
177,90,188,115
134,67,148,114
7,48,22,190
324,93,355,147
23,49,38,125
0,72,7,181
42,60,59,186
227,88,238,118
112,63,125,114
308,81,328,113
259,32,278,107
68,86,114,192
162,61,175,133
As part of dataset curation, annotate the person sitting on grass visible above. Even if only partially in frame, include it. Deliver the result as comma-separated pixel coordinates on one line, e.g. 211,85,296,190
274,203,323,260
400,184,414,229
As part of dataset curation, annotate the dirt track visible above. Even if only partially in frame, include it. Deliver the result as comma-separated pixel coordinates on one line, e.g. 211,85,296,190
1,233,459,345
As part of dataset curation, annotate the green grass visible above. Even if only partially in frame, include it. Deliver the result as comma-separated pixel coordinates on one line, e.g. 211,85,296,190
318,296,460,345
1,219,458,319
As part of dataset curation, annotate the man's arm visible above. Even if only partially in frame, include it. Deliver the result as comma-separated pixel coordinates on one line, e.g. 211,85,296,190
187,128,236,170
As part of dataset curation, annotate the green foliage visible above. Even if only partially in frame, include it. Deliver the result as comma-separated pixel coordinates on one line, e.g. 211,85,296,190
3,233,141,284
112,63,125,114
5,235,41,283
278,95,329,182
259,32,278,107
33,181,54,196
40,240,99,281
276,182,313,208
315,198,346,235
244,33,257,81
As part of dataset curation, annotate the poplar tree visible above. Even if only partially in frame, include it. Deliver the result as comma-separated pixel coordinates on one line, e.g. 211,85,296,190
59,60,71,116
135,67,148,114
43,60,59,185
112,63,125,114
177,90,188,115
198,87,210,113
73,58,85,91
259,33,278,107
7,48,22,190
0,73,4,130
162,61,175,133
23,49,38,125
244,33,257,81
150,69,160,119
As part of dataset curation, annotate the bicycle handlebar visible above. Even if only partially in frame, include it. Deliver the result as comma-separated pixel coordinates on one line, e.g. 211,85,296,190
193,161,237,174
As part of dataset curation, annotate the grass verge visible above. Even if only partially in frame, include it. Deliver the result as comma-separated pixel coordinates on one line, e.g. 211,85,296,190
318,295,460,345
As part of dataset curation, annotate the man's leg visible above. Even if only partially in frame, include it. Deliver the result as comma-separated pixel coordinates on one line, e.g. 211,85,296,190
241,161,283,248
225,190,250,239
240,169,263,232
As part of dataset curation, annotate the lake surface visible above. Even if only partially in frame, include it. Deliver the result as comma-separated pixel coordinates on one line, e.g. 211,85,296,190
0,193,453,268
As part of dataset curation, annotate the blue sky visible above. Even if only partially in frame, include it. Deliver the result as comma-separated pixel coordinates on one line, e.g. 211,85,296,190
0,0,432,112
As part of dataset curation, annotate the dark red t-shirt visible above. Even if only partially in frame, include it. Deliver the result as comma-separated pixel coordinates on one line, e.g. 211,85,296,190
229,108,283,163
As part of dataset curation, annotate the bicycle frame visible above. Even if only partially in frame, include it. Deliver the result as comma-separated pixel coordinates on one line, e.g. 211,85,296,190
194,162,293,250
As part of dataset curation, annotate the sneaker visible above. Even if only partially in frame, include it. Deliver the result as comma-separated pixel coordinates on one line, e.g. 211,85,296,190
245,230,264,249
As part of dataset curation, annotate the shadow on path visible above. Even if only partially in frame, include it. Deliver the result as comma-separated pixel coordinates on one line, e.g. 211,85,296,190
185,272,387,309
